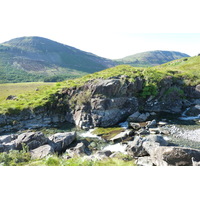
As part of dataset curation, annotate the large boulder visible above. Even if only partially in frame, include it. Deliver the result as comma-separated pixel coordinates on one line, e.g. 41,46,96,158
141,143,200,166
15,131,48,150
128,112,150,122
127,135,169,157
30,144,54,159
49,132,76,153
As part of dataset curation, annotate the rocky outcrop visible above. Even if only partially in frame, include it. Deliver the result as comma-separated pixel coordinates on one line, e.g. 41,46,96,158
66,78,140,129
15,131,48,150
49,132,76,153
0,131,76,158
0,76,199,133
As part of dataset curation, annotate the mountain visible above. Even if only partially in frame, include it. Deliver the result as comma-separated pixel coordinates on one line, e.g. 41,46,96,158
115,50,190,67
0,36,116,83
0,37,191,83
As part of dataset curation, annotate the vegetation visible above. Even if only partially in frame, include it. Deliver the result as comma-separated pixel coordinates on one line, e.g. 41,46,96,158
116,50,190,67
0,55,200,115
0,151,136,166
0,82,54,102
92,127,125,140
0,36,114,83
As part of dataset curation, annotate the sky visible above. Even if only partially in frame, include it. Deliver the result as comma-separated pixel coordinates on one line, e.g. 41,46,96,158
0,0,200,59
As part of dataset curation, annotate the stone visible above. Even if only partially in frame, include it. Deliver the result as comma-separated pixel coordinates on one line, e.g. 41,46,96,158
30,144,54,159
0,134,17,144
145,135,168,146
128,112,141,121
136,156,154,166
158,121,167,126
15,131,48,150
129,122,141,130
110,130,131,142
128,112,150,122
65,142,86,157
136,128,150,136
49,132,76,153
142,145,200,166
146,119,157,128
6,95,17,100
149,128,161,134
126,136,148,157
96,150,112,157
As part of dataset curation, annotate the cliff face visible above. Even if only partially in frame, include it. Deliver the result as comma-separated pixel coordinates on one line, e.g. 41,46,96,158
0,76,200,133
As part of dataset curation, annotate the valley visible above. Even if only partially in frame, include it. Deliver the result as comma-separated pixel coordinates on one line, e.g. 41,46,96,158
0,36,199,166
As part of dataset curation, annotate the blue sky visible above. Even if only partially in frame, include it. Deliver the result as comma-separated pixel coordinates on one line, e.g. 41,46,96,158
0,0,199,59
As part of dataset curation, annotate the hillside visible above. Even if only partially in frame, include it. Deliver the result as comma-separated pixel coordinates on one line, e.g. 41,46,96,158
116,50,190,67
0,36,116,83
0,55,199,116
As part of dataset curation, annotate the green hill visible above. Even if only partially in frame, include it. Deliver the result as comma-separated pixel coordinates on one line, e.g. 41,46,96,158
115,50,190,67
0,36,116,83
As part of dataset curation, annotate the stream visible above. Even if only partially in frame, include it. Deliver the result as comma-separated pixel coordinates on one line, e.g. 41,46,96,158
6,110,200,152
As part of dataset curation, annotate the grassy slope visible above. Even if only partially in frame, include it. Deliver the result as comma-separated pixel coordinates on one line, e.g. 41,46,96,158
116,50,190,67
0,56,199,115
0,82,55,102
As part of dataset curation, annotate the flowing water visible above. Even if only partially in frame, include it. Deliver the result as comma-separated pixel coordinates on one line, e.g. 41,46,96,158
6,109,200,152
165,110,200,149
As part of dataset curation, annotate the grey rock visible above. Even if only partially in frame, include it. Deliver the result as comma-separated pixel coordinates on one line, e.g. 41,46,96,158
146,120,157,128
65,142,86,157
145,135,169,146
149,128,161,134
6,95,17,100
136,156,154,166
96,150,112,157
126,136,148,157
110,130,131,142
128,112,150,122
49,132,76,153
141,143,200,166
30,144,54,159
129,122,141,130
136,128,150,136
15,131,48,150
0,134,17,144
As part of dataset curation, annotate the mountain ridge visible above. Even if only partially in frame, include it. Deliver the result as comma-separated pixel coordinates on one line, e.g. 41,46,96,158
115,50,190,67
0,36,191,83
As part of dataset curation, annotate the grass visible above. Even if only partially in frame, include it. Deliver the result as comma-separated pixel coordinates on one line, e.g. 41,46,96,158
0,151,136,166
0,82,55,102
0,55,200,115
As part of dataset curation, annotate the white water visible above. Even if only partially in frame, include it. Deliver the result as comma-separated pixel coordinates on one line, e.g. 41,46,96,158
170,125,200,142
80,129,102,139
103,143,128,153
179,107,200,121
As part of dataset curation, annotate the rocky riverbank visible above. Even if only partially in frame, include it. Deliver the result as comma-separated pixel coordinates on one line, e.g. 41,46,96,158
0,73,200,165
1,114,200,166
